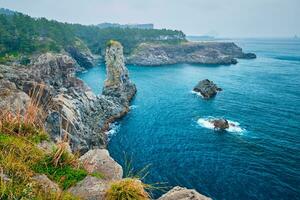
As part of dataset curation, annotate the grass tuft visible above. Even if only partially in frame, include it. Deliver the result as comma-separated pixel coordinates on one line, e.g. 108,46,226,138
106,178,151,200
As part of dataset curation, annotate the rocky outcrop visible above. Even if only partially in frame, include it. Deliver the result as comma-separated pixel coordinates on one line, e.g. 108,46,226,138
210,119,229,130
158,186,212,200
79,149,123,180
68,176,108,200
66,46,96,68
127,42,256,66
0,47,136,153
103,41,137,102
193,79,222,99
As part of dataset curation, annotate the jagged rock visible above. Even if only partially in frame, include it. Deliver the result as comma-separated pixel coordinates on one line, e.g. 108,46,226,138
68,176,108,200
0,51,136,153
210,119,229,130
193,79,222,99
66,45,96,68
79,149,123,180
32,174,61,193
159,186,212,200
127,42,256,66
0,79,31,114
103,41,137,102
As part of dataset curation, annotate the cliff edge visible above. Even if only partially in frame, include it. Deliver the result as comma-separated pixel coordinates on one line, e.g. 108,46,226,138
127,42,256,66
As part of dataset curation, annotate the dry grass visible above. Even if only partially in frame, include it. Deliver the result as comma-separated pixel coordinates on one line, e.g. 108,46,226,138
0,83,49,141
106,178,151,200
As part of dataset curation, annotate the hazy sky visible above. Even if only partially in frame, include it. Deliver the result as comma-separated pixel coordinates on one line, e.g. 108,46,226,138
1,0,299,37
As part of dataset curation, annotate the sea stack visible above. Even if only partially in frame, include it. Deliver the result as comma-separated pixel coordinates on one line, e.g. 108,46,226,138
102,40,136,103
193,79,222,99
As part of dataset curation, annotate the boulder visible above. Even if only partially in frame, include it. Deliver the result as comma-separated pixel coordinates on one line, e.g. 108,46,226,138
193,79,222,99
159,186,212,200
210,119,229,130
32,174,61,193
79,149,123,180
0,79,31,114
68,176,108,200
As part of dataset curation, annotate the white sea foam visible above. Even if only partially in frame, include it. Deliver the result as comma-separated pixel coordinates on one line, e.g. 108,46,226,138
197,117,245,134
130,105,138,110
191,90,204,98
105,122,120,140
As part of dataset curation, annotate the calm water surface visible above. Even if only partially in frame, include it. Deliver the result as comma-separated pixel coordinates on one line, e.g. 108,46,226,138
78,39,300,200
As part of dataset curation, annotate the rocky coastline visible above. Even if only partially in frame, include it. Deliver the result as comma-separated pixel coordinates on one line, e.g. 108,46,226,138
126,42,256,66
0,40,212,199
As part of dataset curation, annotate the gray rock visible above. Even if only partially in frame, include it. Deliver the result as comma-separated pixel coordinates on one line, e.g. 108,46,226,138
0,173,11,183
68,176,108,200
127,42,256,66
103,41,137,102
79,149,123,180
0,79,31,115
0,51,136,154
32,174,61,193
159,186,212,200
67,45,96,68
193,79,222,99
210,119,229,130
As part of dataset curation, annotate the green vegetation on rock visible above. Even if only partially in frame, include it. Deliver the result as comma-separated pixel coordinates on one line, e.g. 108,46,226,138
0,10,186,63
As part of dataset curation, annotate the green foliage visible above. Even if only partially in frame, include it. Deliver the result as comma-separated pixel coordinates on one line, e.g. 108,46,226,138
0,11,186,62
32,152,87,190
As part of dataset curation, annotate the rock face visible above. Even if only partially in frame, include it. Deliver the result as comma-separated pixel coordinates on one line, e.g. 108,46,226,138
103,41,137,102
79,149,123,180
127,42,256,66
193,79,222,99
32,174,61,193
68,176,108,200
67,46,96,68
159,186,212,200
0,49,136,153
211,119,229,130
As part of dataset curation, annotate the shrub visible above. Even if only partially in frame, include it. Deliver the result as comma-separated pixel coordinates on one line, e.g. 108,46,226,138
106,178,150,200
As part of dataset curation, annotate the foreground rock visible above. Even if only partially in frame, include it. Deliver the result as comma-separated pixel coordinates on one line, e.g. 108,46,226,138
159,186,212,200
127,42,256,66
79,149,123,180
33,174,61,193
0,48,136,153
210,119,229,130
68,176,108,200
193,79,222,99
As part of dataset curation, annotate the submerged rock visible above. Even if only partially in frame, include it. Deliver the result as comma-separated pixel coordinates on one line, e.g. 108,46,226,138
210,118,229,130
193,79,222,99
68,176,108,200
159,186,212,200
79,149,123,180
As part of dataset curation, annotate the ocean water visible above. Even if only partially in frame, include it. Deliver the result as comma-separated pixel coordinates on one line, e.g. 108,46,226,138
78,38,300,200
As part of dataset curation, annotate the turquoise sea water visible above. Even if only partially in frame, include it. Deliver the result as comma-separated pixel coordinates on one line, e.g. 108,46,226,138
78,39,300,200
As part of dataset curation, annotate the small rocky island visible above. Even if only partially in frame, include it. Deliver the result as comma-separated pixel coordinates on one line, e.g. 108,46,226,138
127,42,256,66
193,79,222,99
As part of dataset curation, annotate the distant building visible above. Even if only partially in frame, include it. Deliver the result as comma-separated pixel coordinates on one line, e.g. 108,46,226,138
97,23,154,29
0,8,16,15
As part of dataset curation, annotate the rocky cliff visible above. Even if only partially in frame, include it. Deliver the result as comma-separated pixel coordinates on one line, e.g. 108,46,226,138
127,42,256,66
0,42,136,154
